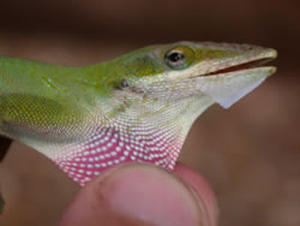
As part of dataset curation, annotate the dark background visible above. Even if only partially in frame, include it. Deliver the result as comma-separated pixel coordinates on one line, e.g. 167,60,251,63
0,0,299,225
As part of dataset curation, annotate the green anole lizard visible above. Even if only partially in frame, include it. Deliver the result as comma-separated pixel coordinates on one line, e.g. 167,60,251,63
0,41,277,186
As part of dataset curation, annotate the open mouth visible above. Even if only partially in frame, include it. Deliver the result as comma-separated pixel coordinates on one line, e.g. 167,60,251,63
204,58,274,76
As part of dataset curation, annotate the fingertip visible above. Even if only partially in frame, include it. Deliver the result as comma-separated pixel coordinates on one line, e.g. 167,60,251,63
174,163,219,226
60,163,204,226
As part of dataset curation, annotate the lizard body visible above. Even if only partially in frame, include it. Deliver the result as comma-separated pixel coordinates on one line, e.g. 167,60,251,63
0,41,277,185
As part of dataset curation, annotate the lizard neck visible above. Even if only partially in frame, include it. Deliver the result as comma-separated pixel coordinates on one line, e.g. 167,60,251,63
51,95,213,185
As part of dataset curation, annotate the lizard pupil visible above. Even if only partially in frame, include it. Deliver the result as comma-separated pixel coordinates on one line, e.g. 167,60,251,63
168,51,185,63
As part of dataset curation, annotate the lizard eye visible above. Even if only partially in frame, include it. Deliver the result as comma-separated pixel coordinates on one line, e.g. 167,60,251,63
165,46,195,70
165,50,186,68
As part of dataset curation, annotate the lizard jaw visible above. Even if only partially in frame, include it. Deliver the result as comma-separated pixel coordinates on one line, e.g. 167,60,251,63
193,47,277,78
203,58,275,76
175,47,277,109
190,65,277,109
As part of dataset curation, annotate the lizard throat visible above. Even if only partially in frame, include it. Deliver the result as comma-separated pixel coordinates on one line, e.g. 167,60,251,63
55,126,184,186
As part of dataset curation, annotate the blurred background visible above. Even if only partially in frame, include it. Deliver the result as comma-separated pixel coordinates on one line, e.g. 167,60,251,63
0,0,299,225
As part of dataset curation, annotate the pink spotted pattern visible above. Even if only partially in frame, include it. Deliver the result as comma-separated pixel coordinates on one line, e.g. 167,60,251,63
56,125,183,185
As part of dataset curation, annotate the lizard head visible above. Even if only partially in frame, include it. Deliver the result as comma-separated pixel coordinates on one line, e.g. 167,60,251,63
111,41,277,109
94,41,277,154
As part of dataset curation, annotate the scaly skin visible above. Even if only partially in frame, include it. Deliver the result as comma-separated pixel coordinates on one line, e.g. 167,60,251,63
0,41,277,185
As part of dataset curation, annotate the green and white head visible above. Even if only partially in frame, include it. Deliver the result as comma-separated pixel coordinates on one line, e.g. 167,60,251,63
104,41,277,118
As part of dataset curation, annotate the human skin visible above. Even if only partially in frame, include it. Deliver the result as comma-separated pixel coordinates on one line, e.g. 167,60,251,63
59,162,218,226
2,142,218,226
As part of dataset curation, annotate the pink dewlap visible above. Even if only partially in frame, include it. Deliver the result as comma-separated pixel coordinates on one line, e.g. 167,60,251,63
56,127,182,185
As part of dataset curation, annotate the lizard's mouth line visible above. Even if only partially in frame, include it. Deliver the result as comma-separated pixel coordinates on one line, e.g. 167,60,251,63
202,58,274,77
